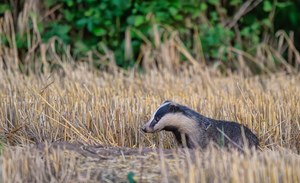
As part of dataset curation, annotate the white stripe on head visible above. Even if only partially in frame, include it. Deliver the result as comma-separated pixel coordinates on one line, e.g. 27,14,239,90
143,101,172,129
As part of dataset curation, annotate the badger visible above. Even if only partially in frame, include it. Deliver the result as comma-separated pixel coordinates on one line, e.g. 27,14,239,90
141,100,259,150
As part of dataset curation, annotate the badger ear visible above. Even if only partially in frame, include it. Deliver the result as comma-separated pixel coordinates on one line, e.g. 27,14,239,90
169,103,178,112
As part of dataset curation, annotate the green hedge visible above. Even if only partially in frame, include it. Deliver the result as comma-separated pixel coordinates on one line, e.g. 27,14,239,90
1,0,299,69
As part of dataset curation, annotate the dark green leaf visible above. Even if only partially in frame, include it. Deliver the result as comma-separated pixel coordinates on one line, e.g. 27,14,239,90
169,7,178,16
127,16,134,25
0,4,10,13
76,18,88,28
174,14,183,21
289,12,299,26
230,0,241,6
134,15,144,27
263,1,273,12
84,9,94,17
200,3,207,11
66,0,74,7
208,0,219,6
262,18,272,28
63,10,74,21
275,2,292,8
87,21,94,31
57,25,71,34
92,28,106,36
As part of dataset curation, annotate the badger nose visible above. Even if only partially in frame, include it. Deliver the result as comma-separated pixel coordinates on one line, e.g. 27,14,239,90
141,126,147,132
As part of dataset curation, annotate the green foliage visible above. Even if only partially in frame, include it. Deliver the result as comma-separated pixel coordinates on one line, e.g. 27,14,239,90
200,24,234,60
127,172,136,183
0,3,10,14
1,0,300,70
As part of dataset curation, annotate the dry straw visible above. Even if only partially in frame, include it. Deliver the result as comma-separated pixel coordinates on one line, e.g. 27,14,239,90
1,1,300,182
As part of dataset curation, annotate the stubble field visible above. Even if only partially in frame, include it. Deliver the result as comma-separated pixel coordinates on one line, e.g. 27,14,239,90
1,61,300,182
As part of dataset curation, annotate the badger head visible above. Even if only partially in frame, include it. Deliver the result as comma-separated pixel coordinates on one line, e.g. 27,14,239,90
141,100,183,133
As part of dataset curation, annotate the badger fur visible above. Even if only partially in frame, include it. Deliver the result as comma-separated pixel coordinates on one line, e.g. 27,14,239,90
142,100,259,150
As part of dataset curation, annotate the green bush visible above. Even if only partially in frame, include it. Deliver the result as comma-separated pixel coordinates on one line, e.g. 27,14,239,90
1,0,299,70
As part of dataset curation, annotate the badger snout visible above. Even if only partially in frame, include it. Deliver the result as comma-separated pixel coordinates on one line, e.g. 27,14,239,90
141,125,147,132
141,122,154,133
141,125,152,133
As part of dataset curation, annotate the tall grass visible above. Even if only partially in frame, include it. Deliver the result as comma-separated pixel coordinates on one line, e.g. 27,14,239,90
1,62,300,149
1,52,300,182
1,1,300,182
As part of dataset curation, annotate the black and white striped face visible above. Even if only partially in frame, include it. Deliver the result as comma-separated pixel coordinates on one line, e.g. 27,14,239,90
141,100,179,133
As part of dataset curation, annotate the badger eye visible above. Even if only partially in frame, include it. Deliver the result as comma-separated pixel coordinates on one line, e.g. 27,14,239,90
155,117,160,121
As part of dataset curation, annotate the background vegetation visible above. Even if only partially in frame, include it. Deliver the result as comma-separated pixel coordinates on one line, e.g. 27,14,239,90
1,0,300,182
1,0,300,73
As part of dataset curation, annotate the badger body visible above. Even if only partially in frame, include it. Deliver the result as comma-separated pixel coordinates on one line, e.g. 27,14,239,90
142,101,259,150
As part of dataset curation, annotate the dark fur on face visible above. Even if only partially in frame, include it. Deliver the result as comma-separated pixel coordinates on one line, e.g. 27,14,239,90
148,101,180,129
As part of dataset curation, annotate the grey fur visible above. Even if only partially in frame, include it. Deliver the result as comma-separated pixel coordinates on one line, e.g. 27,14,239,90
142,101,259,150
